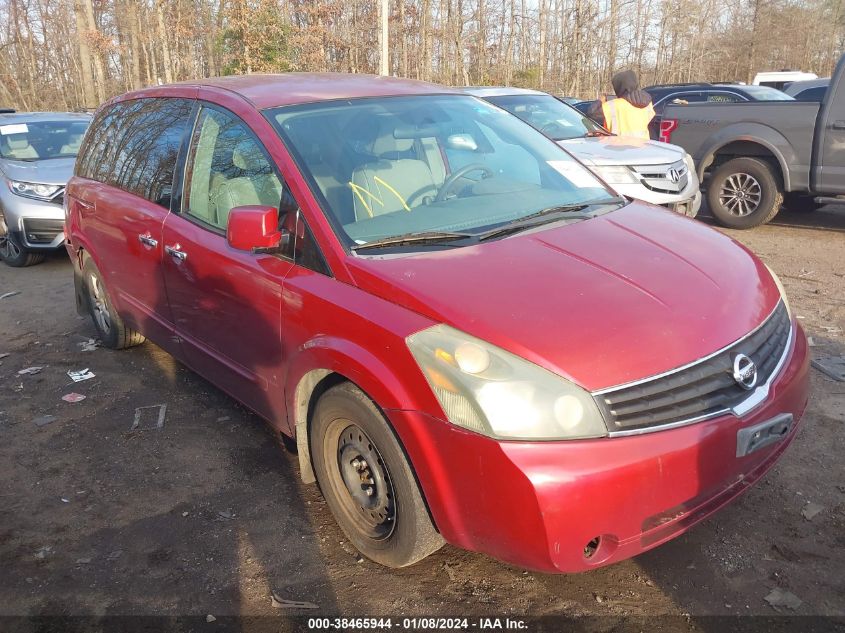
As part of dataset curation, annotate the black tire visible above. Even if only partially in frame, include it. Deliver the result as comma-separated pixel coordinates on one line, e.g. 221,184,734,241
781,192,822,213
82,256,145,349
310,382,444,568
706,157,782,229
0,232,46,267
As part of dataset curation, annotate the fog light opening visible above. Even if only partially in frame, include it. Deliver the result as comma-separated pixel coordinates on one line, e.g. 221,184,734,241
584,537,601,559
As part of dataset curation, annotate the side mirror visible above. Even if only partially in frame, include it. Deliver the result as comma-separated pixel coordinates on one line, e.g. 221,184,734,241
227,205,286,253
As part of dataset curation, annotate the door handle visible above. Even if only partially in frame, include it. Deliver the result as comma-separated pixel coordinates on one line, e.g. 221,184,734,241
832,120,845,130
165,244,187,261
137,233,158,248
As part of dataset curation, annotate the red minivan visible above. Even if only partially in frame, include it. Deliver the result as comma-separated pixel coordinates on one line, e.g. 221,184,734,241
64,75,809,573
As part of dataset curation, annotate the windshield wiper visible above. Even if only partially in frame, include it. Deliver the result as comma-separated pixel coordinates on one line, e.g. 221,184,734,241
351,230,474,252
478,197,626,242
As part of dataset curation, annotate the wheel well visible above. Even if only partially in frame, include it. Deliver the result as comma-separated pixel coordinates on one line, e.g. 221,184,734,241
292,369,442,533
704,141,784,190
293,369,344,484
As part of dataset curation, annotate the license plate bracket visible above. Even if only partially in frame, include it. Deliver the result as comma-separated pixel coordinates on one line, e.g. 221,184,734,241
736,413,793,458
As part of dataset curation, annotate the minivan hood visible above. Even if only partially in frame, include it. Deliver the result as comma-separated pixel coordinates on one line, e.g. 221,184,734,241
560,136,685,167
347,203,781,392
0,157,76,186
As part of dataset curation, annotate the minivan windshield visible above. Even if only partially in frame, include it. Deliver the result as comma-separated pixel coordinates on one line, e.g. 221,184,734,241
0,119,91,161
267,95,619,250
485,94,606,140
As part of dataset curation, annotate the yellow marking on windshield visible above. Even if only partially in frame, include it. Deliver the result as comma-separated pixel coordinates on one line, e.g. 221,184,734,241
373,176,411,212
348,177,411,218
348,181,379,218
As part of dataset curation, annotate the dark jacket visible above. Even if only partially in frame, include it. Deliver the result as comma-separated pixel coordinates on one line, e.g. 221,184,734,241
588,70,654,127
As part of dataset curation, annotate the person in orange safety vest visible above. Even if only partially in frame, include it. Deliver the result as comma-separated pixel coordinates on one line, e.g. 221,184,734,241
589,70,655,140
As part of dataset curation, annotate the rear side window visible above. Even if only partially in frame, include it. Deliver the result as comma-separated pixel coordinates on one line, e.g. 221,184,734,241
77,98,193,208
76,103,127,180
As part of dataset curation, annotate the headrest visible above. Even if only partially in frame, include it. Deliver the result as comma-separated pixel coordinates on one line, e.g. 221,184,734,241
7,136,30,150
372,130,413,156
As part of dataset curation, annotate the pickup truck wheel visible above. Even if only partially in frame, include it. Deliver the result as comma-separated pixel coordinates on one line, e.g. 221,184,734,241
310,382,444,568
82,256,146,349
707,157,782,229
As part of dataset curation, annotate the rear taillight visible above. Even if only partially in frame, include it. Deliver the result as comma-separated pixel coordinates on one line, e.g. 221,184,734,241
658,119,678,143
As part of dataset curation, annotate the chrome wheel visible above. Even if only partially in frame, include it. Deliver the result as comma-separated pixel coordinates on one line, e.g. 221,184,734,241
332,423,396,541
88,273,112,334
719,173,762,217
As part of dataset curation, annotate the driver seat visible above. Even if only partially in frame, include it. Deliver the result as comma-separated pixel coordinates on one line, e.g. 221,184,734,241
350,131,437,221
4,135,38,160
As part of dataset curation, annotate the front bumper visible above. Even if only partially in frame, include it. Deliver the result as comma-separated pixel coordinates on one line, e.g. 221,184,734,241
391,322,809,573
612,178,702,218
0,190,65,250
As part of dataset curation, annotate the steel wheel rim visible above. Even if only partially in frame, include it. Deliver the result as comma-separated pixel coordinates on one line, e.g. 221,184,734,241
332,422,396,540
719,172,762,217
0,235,20,260
88,274,111,333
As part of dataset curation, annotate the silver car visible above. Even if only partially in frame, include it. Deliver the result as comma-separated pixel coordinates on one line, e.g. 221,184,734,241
463,87,701,217
0,112,91,267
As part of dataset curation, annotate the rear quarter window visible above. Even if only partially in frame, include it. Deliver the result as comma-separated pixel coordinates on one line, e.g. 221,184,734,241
76,97,194,208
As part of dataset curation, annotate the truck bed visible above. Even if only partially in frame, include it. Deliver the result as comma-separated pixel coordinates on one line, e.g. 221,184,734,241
661,101,820,190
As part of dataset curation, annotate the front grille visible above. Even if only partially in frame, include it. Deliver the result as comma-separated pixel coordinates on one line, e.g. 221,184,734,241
595,302,791,433
632,160,689,194
22,218,64,244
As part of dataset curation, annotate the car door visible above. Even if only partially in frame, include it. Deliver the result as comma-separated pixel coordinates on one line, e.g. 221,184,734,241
161,103,294,422
73,97,195,354
814,62,845,194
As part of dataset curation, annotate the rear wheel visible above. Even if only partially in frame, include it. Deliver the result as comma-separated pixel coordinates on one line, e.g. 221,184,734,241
0,232,46,267
310,382,443,568
82,256,145,349
707,157,782,229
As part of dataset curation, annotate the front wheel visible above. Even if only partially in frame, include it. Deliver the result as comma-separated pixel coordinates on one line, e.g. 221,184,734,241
0,232,46,267
706,157,782,229
310,382,444,568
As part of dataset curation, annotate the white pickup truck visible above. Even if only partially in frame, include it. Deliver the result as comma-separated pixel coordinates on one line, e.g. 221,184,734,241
464,87,701,217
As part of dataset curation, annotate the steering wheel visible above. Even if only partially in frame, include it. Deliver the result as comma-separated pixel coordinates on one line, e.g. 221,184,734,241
435,163,494,202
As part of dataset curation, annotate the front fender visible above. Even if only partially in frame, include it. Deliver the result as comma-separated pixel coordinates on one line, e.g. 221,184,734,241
284,333,442,484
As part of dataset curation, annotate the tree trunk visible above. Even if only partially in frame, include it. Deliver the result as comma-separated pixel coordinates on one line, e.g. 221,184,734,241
73,0,96,108
156,0,174,82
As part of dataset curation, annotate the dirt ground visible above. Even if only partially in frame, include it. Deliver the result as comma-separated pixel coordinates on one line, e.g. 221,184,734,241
1,205,844,626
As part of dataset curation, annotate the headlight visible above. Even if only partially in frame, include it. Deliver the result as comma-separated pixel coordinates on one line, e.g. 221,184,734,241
406,324,607,440
8,180,62,201
765,264,792,317
591,165,639,184
683,153,695,174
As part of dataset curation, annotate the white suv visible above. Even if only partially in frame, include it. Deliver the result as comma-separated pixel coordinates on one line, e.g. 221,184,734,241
464,87,701,217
